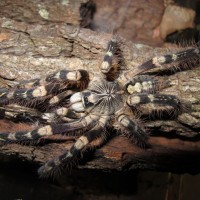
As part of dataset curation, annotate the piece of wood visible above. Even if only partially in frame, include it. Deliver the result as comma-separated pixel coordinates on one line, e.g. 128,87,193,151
0,17,200,173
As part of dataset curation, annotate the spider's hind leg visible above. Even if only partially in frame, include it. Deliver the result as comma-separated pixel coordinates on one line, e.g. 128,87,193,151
127,93,181,118
38,116,110,177
116,114,149,148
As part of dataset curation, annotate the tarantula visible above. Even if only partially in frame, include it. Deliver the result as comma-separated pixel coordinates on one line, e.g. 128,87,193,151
0,36,199,177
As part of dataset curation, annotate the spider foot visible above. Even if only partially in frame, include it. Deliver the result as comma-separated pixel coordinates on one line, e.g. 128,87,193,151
129,128,149,149
38,149,79,178
117,114,149,149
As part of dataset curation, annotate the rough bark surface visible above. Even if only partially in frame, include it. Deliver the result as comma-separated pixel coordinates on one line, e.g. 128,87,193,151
0,0,86,25
0,15,200,173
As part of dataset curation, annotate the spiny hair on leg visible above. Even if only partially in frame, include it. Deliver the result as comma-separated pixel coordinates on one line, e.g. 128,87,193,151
0,108,99,142
41,107,82,123
104,35,126,81
0,125,54,142
116,114,149,148
124,45,200,79
38,136,106,178
142,47,200,71
0,115,97,142
137,104,181,120
127,93,181,108
100,37,117,74
38,129,103,177
38,149,80,178
125,75,159,94
0,83,61,102
45,69,90,90
47,90,74,107
0,103,43,122
0,69,90,106
127,93,182,119
44,69,89,84
38,116,109,178
100,35,125,81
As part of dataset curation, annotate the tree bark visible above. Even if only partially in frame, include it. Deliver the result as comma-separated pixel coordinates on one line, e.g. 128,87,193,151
0,0,86,25
0,17,200,173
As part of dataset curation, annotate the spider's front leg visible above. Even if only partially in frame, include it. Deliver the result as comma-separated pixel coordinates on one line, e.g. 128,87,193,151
122,71,181,116
123,46,200,80
99,37,119,80
38,115,110,177
124,75,160,95
0,69,91,122
18,69,89,89
0,69,90,104
41,106,83,123
0,87,104,142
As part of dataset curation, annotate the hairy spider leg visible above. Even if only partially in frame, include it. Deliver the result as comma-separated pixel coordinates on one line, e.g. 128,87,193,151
0,69,89,103
17,78,43,89
40,90,81,122
127,93,180,108
0,104,42,122
42,106,84,123
0,91,78,123
18,69,89,89
125,75,160,94
48,90,73,104
0,82,86,121
100,37,117,74
126,93,181,118
45,69,89,89
38,116,109,177
0,114,100,142
116,114,148,148
43,90,75,111
0,82,62,102
123,47,200,81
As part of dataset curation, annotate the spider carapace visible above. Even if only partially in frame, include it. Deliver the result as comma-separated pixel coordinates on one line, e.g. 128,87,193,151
0,36,199,177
